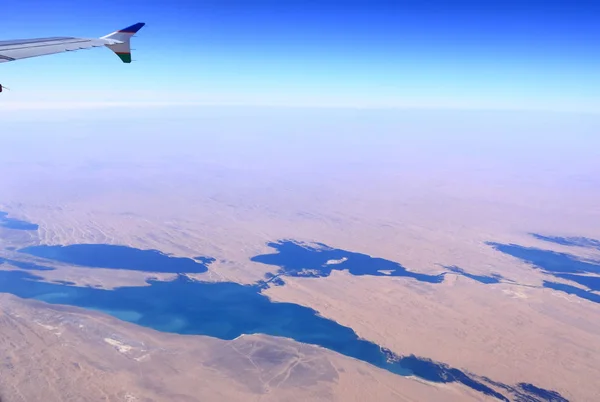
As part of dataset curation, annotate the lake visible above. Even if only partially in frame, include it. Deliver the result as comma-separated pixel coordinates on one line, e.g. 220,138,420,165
488,239,600,304
0,237,567,401
252,240,445,283
0,211,39,231
20,244,212,274
0,267,513,399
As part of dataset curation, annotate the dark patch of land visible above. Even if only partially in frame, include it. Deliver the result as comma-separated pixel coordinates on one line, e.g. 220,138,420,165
446,266,503,284
531,234,600,250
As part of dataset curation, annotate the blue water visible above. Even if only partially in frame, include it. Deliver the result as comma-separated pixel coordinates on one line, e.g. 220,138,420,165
482,377,569,402
252,241,511,289
0,230,569,400
19,244,210,274
518,383,569,402
488,240,600,304
552,273,600,292
543,281,600,304
0,268,511,400
0,257,55,271
0,211,39,231
252,240,444,283
487,242,600,275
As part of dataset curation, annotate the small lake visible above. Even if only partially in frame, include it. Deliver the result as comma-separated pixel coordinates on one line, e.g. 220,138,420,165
0,211,39,231
543,281,600,304
252,240,444,283
487,242,600,275
252,241,510,290
20,244,212,274
488,238,600,304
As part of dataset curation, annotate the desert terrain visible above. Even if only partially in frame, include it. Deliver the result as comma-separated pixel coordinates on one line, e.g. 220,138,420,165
0,107,599,400
0,294,492,402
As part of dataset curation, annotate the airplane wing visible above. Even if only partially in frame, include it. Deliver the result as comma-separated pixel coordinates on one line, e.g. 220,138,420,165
0,22,145,65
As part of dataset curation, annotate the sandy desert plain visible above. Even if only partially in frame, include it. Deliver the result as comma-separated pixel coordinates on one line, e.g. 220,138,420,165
0,107,599,401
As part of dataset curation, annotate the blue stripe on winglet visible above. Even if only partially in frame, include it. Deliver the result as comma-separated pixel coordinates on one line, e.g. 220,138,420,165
118,22,146,34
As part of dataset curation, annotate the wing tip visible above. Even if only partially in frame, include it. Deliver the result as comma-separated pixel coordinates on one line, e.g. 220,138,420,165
118,22,146,34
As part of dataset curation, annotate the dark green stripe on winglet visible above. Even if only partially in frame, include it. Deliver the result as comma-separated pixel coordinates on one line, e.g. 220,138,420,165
115,52,132,63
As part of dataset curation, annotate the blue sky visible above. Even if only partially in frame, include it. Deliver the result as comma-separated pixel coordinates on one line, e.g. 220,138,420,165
1,0,599,111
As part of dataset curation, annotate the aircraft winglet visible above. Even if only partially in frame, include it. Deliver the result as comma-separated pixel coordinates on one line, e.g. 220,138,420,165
101,22,146,63
118,23,146,34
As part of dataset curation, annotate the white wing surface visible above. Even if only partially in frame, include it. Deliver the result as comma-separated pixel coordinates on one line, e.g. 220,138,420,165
0,23,145,64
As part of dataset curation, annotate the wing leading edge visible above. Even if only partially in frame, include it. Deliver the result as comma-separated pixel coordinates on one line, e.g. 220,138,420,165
0,23,145,64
